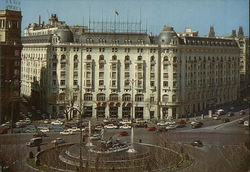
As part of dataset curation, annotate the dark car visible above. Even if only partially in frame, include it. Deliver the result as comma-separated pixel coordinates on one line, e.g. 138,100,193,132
176,120,187,125
191,122,202,129
157,128,168,133
117,131,129,136
239,110,245,115
135,123,148,128
227,112,234,117
0,128,9,134
147,127,156,131
238,119,244,124
222,118,230,123
33,132,47,137
191,140,203,147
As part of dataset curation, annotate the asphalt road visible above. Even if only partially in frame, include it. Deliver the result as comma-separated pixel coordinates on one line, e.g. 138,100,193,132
0,108,249,172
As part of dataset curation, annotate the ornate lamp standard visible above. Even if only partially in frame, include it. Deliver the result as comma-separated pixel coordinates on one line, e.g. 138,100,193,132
127,79,137,153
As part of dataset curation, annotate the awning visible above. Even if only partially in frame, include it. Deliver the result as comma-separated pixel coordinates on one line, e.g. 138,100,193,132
97,102,101,107
102,102,107,106
109,102,114,107
116,102,121,107
122,102,127,107
127,103,132,107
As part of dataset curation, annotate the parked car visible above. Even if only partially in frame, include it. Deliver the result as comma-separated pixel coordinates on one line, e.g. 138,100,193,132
60,130,73,135
157,121,167,126
166,125,178,130
90,134,101,140
44,119,50,124
222,118,230,123
26,137,42,147
239,110,245,115
94,125,103,131
120,120,132,125
51,120,63,125
33,132,47,137
0,128,9,134
67,127,81,132
191,122,202,129
117,131,129,136
176,120,187,125
134,123,148,128
157,128,168,133
104,124,118,129
147,127,156,131
40,128,49,133
190,140,203,147
51,138,65,144
120,124,131,129
227,112,234,117
238,119,244,124
244,121,249,127
213,116,221,120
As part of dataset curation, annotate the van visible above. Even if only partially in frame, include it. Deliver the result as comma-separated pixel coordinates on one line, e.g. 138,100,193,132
26,137,42,147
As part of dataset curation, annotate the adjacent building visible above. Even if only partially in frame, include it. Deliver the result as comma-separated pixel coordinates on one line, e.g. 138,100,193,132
21,14,241,120
0,9,22,123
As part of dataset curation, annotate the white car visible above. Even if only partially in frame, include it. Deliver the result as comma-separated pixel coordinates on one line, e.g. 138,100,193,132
104,124,118,129
51,138,65,144
40,128,49,133
244,121,249,127
90,134,101,140
51,120,63,125
166,124,177,130
165,121,176,125
120,124,131,129
120,120,132,125
67,127,83,132
213,116,221,120
60,130,73,135
157,121,167,126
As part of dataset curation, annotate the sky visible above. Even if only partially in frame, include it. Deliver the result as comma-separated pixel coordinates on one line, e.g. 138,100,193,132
1,0,249,36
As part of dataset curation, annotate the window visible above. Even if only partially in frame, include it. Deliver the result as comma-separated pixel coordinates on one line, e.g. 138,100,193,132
99,80,104,86
138,72,143,79
73,80,78,85
86,72,91,78
163,56,168,61
99,55,104,61
99,72,104,79
150,96,154,102
84,93,93,101
135,94,144,102
61,63,66,69
150,73,155,79
125,55,130,61
73,71,78,77
87,55,91,60
122,94,131,101
112,55,117,61
97,93,105,101
61,54,66,61
53,80,57,85
125,64,130,70
111,80,116,87
150,81,155,87
124,80,130,87
163,81,168,87
111,64,117,70
125,72,130,78
74,63,78,69
163,73,169,79
137,56,142,61
60,71,66,77
150,56,155,62
162,95,169,102
99,63,104,70
111,72,116,79
137,64,143,70
110,94,118,101
52,71,57,76
74,55,78,61
172,95,176,102
60,80,65,85
86,63,91,70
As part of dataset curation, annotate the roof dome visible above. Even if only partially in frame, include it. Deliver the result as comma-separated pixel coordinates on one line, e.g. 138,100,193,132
55,28,73,42
158,26,177,44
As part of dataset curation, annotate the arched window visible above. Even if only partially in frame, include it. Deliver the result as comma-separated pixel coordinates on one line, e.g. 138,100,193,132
162,94,169,102
122,94,131,101
99,55,104,61
74,55,78,61
97,93,105,101
84,93,93,101
150,56,155,62
163,56,168,61
125,55,130,61
137,56,142,61
61,54,66,61
112,55,117,61
135,94,144,102
109,94,118,101
173,56,177,63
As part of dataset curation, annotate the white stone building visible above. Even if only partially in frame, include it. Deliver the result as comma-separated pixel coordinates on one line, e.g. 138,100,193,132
21,15,241,120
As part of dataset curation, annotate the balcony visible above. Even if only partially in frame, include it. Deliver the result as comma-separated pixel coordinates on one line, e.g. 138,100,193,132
124,59,131,64
99,59,106,64
163,61,171,65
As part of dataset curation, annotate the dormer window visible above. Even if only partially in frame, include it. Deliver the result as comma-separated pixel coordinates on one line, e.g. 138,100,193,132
137,56,142,61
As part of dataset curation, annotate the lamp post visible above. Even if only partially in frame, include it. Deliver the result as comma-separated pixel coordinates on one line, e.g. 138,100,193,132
66,106,83,171
127,79,137,153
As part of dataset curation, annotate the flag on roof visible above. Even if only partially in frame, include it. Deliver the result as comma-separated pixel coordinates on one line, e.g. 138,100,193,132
115,11,119,16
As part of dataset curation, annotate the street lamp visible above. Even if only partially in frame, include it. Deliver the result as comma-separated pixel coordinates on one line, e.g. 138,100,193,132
127,79,137,153
66,106,84,171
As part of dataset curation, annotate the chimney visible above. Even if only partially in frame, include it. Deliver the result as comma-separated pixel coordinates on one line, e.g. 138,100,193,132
39,15,41,25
